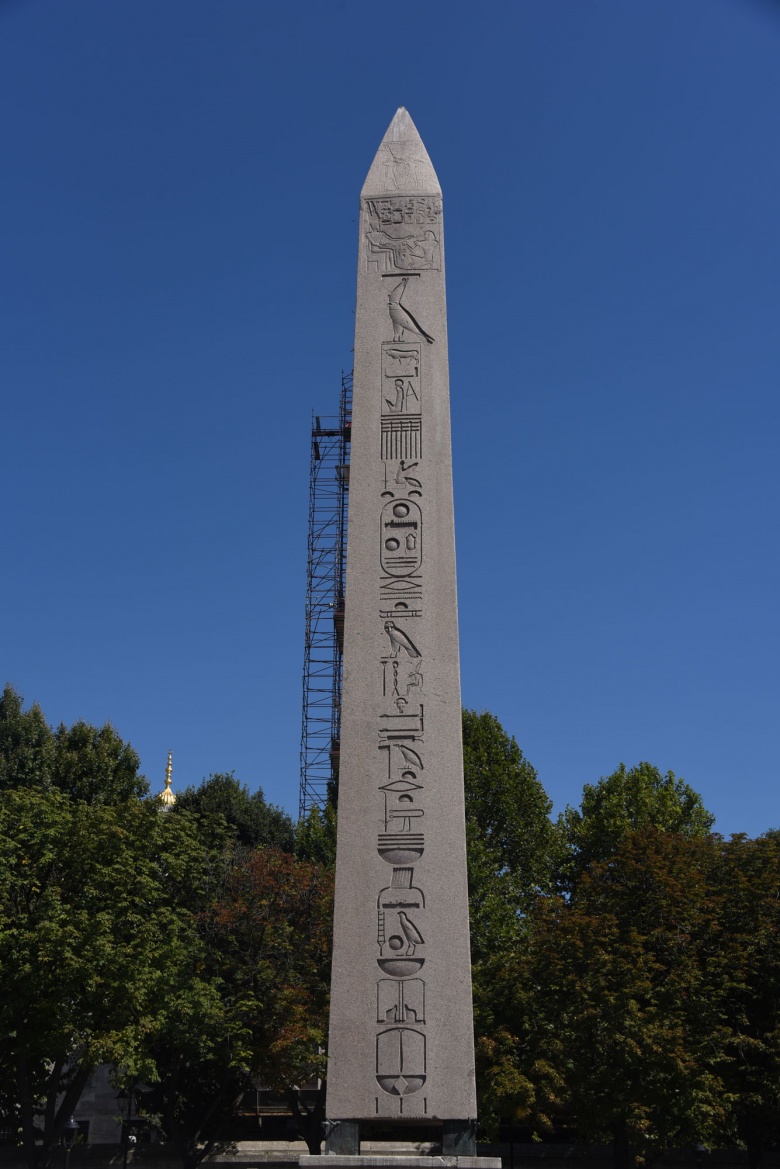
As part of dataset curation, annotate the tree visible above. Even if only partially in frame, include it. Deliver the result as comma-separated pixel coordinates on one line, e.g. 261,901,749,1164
461,711,561,1133
52,719,148,803
173,772,294,853
504,830,734,1167
295,802,337,868
558,761,715,893
0,787,212,1169
0,685,55,794
553,831,728,1163
0,683,149,804
711,833,780,1167
139,846,333,1167
463,710,558,955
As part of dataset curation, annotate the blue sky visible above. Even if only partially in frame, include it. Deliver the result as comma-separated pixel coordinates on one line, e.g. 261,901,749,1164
2,0,778,836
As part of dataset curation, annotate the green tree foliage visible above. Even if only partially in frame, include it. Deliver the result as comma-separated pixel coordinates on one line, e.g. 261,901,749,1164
0,684,148,803
529,831,730,1165
464,726,729,1157
558,761,715,892
173,771,294,853
139,847,333,1167
477,825,780,1169
8,682,779,1169
0,787,211,1169
462,712,562,1136
713,833,780,1167
52,720,148,803
0,687,333,1168
295,802,337,868
0,686,54,793
463,710,558,955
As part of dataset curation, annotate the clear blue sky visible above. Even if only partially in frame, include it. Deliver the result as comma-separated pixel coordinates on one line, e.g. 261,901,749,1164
2,0,778,836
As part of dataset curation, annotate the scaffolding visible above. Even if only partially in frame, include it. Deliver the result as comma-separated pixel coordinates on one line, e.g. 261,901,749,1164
299,372,352,819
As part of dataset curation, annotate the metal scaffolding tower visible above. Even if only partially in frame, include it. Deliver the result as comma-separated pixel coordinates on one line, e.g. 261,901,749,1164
299,372,352,819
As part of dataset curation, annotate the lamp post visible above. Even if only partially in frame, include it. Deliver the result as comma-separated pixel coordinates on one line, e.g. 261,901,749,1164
61,1116,80,1169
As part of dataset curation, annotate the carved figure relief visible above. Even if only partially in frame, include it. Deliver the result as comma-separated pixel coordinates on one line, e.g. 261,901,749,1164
384,378,420,415
376,1027,426,1096
377,978,425,1024
388,279,434,344
381,461,422,499
367,229,440,273
381,500,422,575
395,460,421,492
372,141,439,196
405,660,423,695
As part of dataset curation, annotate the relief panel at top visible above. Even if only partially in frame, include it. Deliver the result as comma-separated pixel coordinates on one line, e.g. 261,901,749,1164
364,197,441,273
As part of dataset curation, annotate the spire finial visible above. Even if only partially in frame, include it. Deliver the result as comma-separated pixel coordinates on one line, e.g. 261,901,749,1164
159,750,176,806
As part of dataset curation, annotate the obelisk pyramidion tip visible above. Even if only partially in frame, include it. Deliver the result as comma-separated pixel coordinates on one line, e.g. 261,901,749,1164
361,107,441,198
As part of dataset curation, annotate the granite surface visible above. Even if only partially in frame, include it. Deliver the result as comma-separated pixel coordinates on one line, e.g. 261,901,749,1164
325,109,476,1124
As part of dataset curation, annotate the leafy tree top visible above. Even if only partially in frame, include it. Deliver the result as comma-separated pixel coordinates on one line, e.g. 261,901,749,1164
463,709,559,960
558,760,715,891
173,770,294,852
0,684,148,802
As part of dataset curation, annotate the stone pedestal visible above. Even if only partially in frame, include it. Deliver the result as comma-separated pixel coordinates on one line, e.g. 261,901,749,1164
301,1159,501,1169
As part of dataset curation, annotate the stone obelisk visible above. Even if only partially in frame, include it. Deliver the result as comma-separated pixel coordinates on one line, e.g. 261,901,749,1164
321,109,487,1160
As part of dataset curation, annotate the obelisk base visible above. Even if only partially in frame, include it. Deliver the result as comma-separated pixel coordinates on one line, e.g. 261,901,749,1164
323,1121,482,1158
301,1158,501,1169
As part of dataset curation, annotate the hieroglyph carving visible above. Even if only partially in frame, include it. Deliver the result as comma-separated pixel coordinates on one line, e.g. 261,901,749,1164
367,229,440,273
381,582,422,626
381,461,422,499
365,195,441,229
376,1027,426,1097
383,785,424,833
381,500,422,575
378,868,425,960
371,189,435,1109
381,418,421,462
382,344,421,415
382,657,424,703
388,279,434,344
378,978,425,1024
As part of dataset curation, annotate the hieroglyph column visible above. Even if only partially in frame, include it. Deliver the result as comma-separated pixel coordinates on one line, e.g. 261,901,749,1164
326,108,477,1130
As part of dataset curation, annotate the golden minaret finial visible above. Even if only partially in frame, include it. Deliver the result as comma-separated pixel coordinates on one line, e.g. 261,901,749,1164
159,750,176,807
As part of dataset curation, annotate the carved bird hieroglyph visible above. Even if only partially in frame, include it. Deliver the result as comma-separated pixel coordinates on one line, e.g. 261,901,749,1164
384,621,421,659
396,744,424,771
388,279,434,344
397,911,425,956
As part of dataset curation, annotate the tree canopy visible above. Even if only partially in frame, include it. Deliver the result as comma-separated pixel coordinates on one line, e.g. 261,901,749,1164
0,683,148,803
173,771,294,853
4,685,779,1169
0,786,211,1169
557,760,715,892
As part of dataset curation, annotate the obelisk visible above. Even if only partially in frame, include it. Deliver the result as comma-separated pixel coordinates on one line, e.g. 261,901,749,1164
322,109,485,1159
